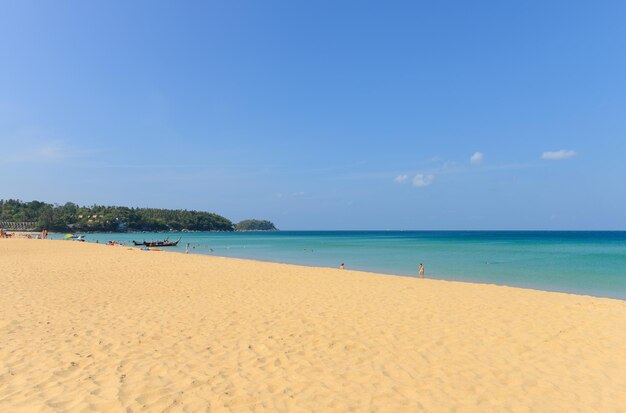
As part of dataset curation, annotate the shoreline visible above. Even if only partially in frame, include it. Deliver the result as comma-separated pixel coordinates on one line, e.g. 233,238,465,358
23,234,626,302
144,242,626,303
48,230,626,303
77,235,626,302
2,239,625,411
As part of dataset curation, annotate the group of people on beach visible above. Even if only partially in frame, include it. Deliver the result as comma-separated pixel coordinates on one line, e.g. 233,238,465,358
107,240,125,246
0,229,44,239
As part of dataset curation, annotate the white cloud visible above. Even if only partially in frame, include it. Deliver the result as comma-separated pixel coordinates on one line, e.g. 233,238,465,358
394,174,408,184
413,173,435,187
470,151,484,165
541,149,576,160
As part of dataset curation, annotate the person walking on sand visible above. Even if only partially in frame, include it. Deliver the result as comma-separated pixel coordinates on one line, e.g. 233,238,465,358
340,263,345,270
419,263,425,278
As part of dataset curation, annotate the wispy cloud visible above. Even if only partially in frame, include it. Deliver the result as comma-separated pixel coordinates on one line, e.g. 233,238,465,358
275,191,306,200
374,154,536,189
470,151,484,165
541,149,576,160
6,128,98,164
388,158,534,189
442,160,460,171
413,173,435,187
14,140,90,163
393,174,408,184
31,142,66,161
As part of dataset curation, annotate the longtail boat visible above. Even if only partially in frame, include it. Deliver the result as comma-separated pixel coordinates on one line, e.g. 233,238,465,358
132,237,181,247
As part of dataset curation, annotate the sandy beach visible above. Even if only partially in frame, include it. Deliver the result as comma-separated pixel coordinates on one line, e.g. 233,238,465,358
1,239,625,412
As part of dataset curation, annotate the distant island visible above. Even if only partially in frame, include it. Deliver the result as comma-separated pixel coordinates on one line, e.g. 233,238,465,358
235,219,278,232
0,199,277,233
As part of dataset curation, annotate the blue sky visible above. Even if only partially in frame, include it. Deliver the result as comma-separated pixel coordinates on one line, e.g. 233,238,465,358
1,1,625,229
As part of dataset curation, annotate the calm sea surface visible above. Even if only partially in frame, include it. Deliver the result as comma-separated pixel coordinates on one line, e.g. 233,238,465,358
55,231,626,300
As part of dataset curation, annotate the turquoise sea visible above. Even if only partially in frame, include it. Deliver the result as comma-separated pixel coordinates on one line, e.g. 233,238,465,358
56,231,626,300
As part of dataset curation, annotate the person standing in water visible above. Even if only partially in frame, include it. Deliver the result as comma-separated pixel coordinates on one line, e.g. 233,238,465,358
185,243,190,254
419,263,425,278
340,263,345,270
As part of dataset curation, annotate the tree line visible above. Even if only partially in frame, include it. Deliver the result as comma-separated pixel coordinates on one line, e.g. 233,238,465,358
0,199,275,232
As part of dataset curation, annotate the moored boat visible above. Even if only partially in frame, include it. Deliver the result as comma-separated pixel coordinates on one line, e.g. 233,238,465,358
133,237,181,247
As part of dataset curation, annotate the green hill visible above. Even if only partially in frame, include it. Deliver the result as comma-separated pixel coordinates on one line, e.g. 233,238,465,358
0,199,243,232
235,219,278,231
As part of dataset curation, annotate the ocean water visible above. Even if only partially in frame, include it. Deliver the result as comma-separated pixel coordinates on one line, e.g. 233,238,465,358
56,231,626,300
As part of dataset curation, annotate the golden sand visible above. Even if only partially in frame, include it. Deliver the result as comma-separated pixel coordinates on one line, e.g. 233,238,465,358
1,239,625,412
